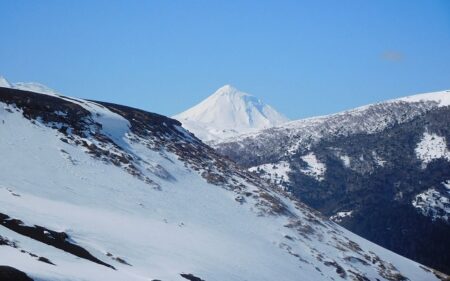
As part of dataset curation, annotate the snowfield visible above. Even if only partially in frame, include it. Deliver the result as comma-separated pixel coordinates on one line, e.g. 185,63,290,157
415,132,450,168
248,161,291,185
300,152,327,181
0,85,446,281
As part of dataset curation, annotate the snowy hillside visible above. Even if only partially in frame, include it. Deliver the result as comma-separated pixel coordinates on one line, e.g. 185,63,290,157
215,89,450,274
0,86,445,281
173,85,289,142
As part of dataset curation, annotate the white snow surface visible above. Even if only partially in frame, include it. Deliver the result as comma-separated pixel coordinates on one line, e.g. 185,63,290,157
0,87,443,281
249,161,291,185
398,90,450,106
415,132,450,167
340,154,351,168
174,85,289,142
300,152,326,181
330,211,354,223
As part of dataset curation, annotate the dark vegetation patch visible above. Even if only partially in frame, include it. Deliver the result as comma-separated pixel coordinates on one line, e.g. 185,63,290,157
0,87,91,135
0,266,33,281
106,252,132,266
1,235,54,265
368,252,408,281
0,235,17,248
37,256,54,265
323,260,346,278
180,273,205,281
348,269,370,281
0,212,114,269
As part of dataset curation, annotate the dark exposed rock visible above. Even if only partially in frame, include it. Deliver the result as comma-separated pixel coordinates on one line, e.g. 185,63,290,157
106,252,132,266
37,256,55,265
0,235,17,248
180,273,205,281
0,212,114,269
324,260,346,278
0,266,33,281
348,269,370,281
1,234,55,266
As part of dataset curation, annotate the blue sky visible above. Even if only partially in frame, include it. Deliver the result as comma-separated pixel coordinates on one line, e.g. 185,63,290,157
1,0,449,119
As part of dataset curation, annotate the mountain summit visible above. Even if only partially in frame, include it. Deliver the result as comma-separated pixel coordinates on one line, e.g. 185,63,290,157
0,74,60,96
174,85,289,142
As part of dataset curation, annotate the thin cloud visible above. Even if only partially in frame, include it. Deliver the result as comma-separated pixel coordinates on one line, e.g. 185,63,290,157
382,51,404,62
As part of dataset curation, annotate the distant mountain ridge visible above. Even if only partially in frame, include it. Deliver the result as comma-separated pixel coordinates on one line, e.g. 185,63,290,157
173,85,289,141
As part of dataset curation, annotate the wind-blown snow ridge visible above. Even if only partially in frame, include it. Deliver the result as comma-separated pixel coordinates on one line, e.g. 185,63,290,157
398,90,450,107
174,85,289,142
0,86,444,281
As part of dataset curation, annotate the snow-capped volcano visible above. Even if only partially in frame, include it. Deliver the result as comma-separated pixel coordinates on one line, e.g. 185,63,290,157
174,85,289,142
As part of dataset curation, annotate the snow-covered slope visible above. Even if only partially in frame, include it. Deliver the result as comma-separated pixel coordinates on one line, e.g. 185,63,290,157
0,86,445,281
173,85,289,142
398,91,450,107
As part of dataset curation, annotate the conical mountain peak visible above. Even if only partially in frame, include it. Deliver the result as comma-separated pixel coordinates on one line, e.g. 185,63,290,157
174,85,289,142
